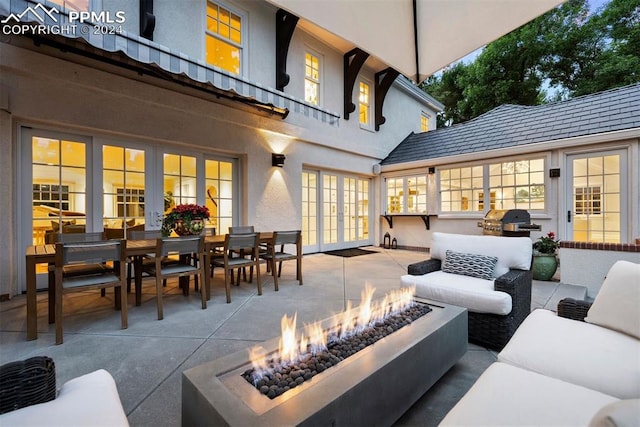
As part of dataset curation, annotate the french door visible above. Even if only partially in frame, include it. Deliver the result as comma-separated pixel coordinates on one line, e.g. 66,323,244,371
302,170,371,253
565,149,627,243
19,128,237,292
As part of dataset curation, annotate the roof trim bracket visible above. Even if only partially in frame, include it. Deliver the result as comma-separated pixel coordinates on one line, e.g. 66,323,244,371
374,67,400,131
139,0,155,41
343,48,369,120
275,8,299,91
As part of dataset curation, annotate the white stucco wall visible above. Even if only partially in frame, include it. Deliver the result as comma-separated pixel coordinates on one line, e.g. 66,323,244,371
559,248,640,297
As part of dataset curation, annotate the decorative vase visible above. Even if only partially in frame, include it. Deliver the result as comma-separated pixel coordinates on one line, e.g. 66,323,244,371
532,253,558,281
174,218,204,236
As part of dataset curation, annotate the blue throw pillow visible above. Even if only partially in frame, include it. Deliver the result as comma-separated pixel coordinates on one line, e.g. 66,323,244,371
441,250,498,280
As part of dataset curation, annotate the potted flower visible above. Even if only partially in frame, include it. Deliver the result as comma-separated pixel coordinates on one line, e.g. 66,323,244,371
532,231,560,280
161,203,210,237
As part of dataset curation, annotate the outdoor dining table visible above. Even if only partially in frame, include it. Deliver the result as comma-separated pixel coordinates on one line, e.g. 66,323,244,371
24,232,273,340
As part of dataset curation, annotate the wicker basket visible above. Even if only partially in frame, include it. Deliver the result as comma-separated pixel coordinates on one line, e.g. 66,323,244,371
0,356,56,414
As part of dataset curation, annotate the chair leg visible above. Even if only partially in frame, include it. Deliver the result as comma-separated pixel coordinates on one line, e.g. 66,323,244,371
55,281,63,345
120,284,128,329
224,268,232,303
199,271,207,310
297,257,303,286
156,275,164,320
272,258,279,292
48,270,55,324
278,261,283,277
114,287,122,310
256,261,262,296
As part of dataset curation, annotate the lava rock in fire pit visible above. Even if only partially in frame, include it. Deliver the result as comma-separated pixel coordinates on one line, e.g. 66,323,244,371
241,302,432,399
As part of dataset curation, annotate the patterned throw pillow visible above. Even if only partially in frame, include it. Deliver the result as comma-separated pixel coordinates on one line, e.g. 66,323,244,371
441,250,498,280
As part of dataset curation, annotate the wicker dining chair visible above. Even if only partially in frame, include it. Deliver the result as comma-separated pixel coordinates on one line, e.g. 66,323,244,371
261,230,303,291
54,239,127,344
142,236,206,320
212,233,262,303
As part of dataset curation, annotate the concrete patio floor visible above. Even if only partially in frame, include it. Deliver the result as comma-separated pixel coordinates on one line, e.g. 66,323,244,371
0,248,586,426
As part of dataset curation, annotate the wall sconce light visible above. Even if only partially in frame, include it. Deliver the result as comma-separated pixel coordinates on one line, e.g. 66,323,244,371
272,153,286,167
549,168,560,178
428,167,436,174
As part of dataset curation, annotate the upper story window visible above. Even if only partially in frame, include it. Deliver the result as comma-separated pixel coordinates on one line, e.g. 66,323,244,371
48,0,89,11
359,81,371,127
305,52,320,105
386,175,427,214
420,112,430,132
206,1,242,75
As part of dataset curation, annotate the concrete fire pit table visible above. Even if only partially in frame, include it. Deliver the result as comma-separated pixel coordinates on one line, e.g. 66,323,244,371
182,299,467,426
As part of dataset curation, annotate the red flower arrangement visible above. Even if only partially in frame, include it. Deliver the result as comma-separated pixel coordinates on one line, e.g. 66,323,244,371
162,203,210,236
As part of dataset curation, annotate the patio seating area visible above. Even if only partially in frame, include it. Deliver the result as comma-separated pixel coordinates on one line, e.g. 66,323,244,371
0,247,586,426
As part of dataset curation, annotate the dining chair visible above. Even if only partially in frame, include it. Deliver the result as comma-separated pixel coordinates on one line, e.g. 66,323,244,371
261,230,303,291
142,236,206,320
47,232,111,322
212,233,262,303
54,239,127,344
227,226,268,280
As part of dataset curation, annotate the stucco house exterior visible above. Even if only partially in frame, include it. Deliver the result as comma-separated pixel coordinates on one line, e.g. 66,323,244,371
0,0,442,297
379,83,640,293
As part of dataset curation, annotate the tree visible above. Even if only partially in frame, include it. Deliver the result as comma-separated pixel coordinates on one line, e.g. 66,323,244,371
421,0,640,127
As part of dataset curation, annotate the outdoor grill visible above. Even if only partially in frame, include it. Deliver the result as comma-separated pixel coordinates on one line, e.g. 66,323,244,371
479,209,541,237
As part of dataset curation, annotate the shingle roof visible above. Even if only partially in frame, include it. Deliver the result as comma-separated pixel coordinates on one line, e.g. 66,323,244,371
381,83,640,165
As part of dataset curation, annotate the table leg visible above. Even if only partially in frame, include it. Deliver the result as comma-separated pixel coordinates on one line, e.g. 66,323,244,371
26,257,37,341
204,250,211,301
134,256,142,306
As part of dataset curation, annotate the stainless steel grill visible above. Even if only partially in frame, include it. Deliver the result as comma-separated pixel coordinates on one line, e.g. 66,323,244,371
479,209,541,237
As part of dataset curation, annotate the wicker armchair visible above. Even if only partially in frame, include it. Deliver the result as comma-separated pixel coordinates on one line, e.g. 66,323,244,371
408,256,532,351
0,356,56,415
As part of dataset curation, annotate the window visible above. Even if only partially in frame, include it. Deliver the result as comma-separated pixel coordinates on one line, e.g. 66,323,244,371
47,0,89,12
420,112,430,132
302,171,318,246
163,154,197,208
489,159,545,210
205,159,234,233
575,186,601,215
440,166,483,212
103,145,145,228
206,1,242,75
305,52,320,105
386,175,427,214
359,81,371,126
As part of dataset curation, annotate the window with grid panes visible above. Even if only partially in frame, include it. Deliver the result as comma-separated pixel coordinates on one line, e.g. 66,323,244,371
489,159,545,210
359,81,371,126
205,1,242,75
305,52,320,105
439,166,483,212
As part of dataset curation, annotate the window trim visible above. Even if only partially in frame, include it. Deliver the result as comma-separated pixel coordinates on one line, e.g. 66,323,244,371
304,48,322,106
358,78,372,130
436,155,549,216
204,0,248,77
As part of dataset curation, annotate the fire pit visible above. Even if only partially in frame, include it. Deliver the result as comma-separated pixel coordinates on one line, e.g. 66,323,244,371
182,292,467,426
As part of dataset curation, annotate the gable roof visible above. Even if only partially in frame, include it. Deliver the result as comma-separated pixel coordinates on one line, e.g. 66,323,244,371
382,83,640,165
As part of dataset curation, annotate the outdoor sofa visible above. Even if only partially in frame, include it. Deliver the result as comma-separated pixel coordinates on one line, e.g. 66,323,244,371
440,260,640,426
0,357,128,426
401,232,532,350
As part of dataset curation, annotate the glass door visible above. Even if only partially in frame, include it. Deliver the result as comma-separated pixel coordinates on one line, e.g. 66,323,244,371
566,149,627,243
303,170,371,253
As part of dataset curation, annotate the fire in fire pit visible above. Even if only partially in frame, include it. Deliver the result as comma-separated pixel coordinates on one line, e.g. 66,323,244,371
241,285,431,399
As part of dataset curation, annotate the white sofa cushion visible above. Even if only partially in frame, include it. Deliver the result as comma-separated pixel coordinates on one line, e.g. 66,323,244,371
586,260,640,340
401,270,512,315
0,369,129,426
498,309,640,399
440,362,619,426
442,250,498,280
431,232,532,277
589,399,640,427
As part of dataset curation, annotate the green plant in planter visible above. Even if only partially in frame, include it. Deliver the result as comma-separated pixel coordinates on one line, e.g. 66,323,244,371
532,231,560,280
533,231,560,255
